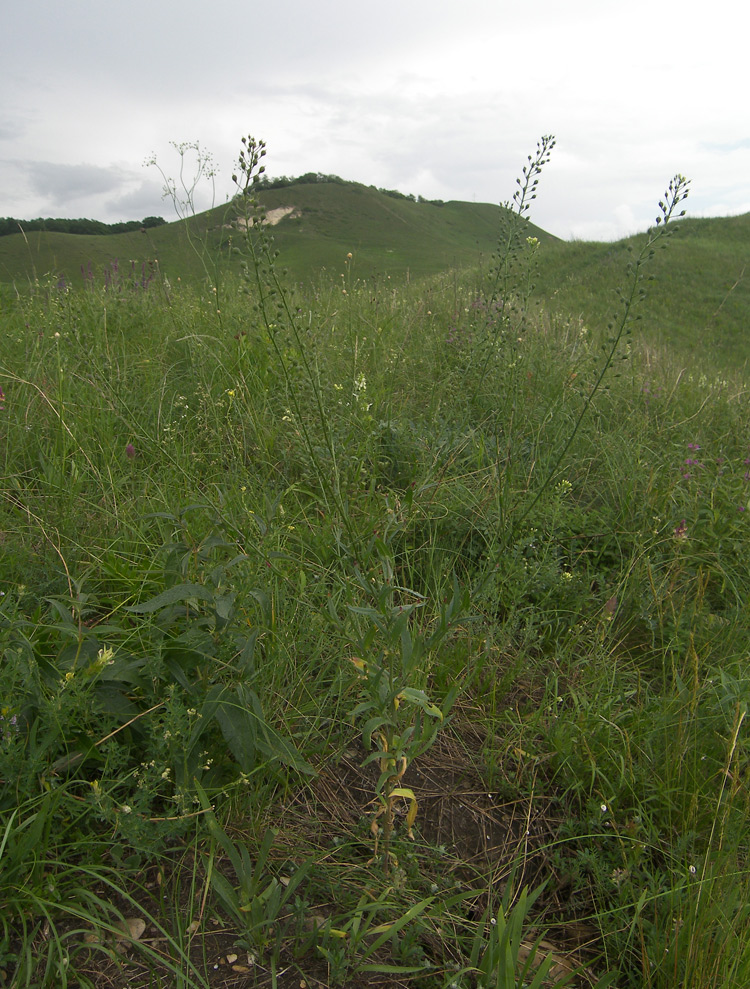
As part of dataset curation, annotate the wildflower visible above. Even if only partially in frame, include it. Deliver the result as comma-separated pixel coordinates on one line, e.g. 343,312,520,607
0,386,5,411
600,803,608,813
673,520,688,539
0,712,19,739
611,867,629,886
89,646,115,674
125,443,136,459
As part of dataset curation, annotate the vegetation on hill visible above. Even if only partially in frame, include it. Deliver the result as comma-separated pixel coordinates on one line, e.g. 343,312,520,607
535,213,750,369
0,215,166,238
253,169,445,205
1,168,748,373
0,177,554,289
1,136,749,988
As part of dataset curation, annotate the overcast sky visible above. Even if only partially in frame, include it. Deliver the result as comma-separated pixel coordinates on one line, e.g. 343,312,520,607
3,0,749,241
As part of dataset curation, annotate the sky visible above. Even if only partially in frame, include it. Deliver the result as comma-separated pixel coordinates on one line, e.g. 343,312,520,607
3,0,749,242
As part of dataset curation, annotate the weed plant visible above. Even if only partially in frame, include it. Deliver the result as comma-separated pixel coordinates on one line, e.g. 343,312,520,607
1,136,749,988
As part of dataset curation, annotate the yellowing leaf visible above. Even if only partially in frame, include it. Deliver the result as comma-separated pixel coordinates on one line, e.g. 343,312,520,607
114,917,146,941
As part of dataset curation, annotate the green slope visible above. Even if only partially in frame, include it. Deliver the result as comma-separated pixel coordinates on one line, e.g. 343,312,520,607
533,214,750,368
3,180,749,370
245,182,554,282
0,180,555,288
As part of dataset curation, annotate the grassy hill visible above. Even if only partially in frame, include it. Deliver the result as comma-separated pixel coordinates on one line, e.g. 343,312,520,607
0,180,555,289
2,179,749,368
535,213,750,370
3,172,750,988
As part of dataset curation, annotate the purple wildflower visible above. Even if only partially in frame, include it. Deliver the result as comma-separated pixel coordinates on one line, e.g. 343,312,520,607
0,713,19,740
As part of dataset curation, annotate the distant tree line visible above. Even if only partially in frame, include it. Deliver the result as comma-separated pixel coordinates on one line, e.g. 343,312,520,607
377,188,445,206
249,172,444,206
0,216,167,238
251,172,349,190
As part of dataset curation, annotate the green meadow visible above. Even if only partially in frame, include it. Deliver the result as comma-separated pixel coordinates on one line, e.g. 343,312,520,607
1,140,749,988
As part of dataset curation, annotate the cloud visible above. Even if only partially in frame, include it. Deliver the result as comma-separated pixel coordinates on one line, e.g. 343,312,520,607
699,138,750,154
0,118,24,142
105,179,177,222
24,162,128,205
3,0,750,239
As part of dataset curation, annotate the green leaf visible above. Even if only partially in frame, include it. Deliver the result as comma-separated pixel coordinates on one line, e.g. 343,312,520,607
125,583,216,613
212,696,257,773
361,896,434,960
397,687,443,719
213,593,235,621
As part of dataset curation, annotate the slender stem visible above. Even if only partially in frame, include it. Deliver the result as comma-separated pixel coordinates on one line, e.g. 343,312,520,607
511,175,690,534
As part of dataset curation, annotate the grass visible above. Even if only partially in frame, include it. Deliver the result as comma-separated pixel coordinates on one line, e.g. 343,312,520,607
0,181,555,290
1,152,749,987
3,177,748,375
534,212,750,370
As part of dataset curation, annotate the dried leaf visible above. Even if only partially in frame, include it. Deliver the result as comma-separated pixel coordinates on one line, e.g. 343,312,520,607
114,918,146,942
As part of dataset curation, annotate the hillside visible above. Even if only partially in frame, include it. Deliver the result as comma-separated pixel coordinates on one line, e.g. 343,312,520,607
0,180,555,288
3,180,749,369
535,213,750,368
3,171,750,989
